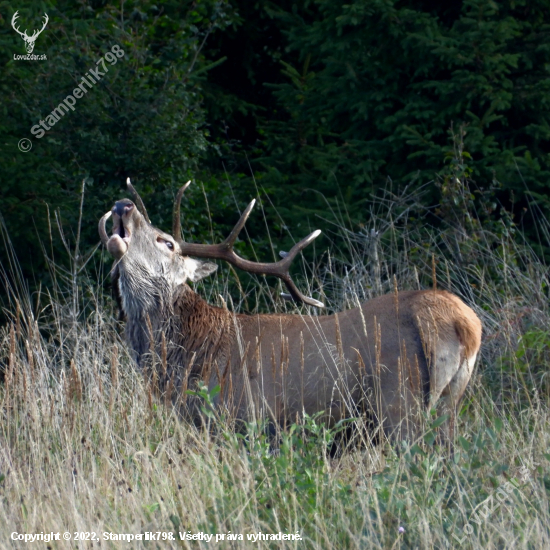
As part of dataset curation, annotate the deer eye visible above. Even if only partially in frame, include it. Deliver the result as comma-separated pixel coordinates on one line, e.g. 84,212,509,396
157,236,175,250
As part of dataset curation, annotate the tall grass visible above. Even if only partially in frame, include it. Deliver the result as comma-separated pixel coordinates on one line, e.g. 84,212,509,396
0,180,549,549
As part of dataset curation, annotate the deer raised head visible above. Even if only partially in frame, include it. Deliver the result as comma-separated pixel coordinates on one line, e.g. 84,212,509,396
99,180,482,444
12,11,48,54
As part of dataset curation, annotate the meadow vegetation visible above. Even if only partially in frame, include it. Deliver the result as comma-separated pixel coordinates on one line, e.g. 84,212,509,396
1,172,549,549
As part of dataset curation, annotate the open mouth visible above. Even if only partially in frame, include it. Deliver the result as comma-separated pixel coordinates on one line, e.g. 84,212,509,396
114,219,131,244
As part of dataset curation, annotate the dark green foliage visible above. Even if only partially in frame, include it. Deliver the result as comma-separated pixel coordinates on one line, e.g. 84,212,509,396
2,0,550,305
206,0,550,249
0,0,237,290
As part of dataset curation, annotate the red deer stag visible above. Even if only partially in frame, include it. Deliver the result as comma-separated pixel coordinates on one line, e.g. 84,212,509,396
99,180,481,443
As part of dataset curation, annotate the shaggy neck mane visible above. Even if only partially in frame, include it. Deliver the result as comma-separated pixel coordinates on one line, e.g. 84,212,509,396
121,280,234,380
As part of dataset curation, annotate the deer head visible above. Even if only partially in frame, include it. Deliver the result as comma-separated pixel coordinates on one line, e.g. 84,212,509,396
98,179,323,317
12,11,48,54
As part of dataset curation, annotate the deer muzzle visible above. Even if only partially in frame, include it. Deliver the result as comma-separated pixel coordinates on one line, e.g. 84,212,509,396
98,200,136,259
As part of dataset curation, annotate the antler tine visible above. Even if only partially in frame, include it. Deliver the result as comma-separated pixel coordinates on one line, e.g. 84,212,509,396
98,211,112,245
172,180,191,239
279,229,321,264
126,178,151,224
178,201,324,307
275,230,324,307
224,199,256,247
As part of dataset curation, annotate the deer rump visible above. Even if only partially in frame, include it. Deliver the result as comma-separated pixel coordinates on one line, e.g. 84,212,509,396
100,181,482,443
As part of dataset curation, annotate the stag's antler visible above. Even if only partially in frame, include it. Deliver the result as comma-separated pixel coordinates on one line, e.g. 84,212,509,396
126,178,151,224
98,211,112,245
173,183,324,307
172,180,191,239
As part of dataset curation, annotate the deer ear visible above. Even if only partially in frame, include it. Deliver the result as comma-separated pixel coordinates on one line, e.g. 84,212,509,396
185,258,218,282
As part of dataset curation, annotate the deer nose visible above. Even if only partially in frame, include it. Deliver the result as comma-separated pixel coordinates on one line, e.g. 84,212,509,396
114,200,134,218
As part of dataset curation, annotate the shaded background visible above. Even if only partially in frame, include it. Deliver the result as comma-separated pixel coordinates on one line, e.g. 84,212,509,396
1,0,549,303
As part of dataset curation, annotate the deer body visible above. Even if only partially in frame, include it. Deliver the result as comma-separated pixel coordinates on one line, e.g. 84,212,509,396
100,182,481,441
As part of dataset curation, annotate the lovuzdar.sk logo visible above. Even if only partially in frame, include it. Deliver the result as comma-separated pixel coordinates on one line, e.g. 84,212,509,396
11,10,48,60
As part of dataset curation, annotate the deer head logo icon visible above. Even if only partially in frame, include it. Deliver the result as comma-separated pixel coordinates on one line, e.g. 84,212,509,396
11,11,49,54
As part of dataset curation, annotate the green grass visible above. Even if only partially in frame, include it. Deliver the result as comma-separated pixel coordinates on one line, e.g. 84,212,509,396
1,183,550,549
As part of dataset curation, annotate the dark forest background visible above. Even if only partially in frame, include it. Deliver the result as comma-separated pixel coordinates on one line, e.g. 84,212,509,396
1,0,549,304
